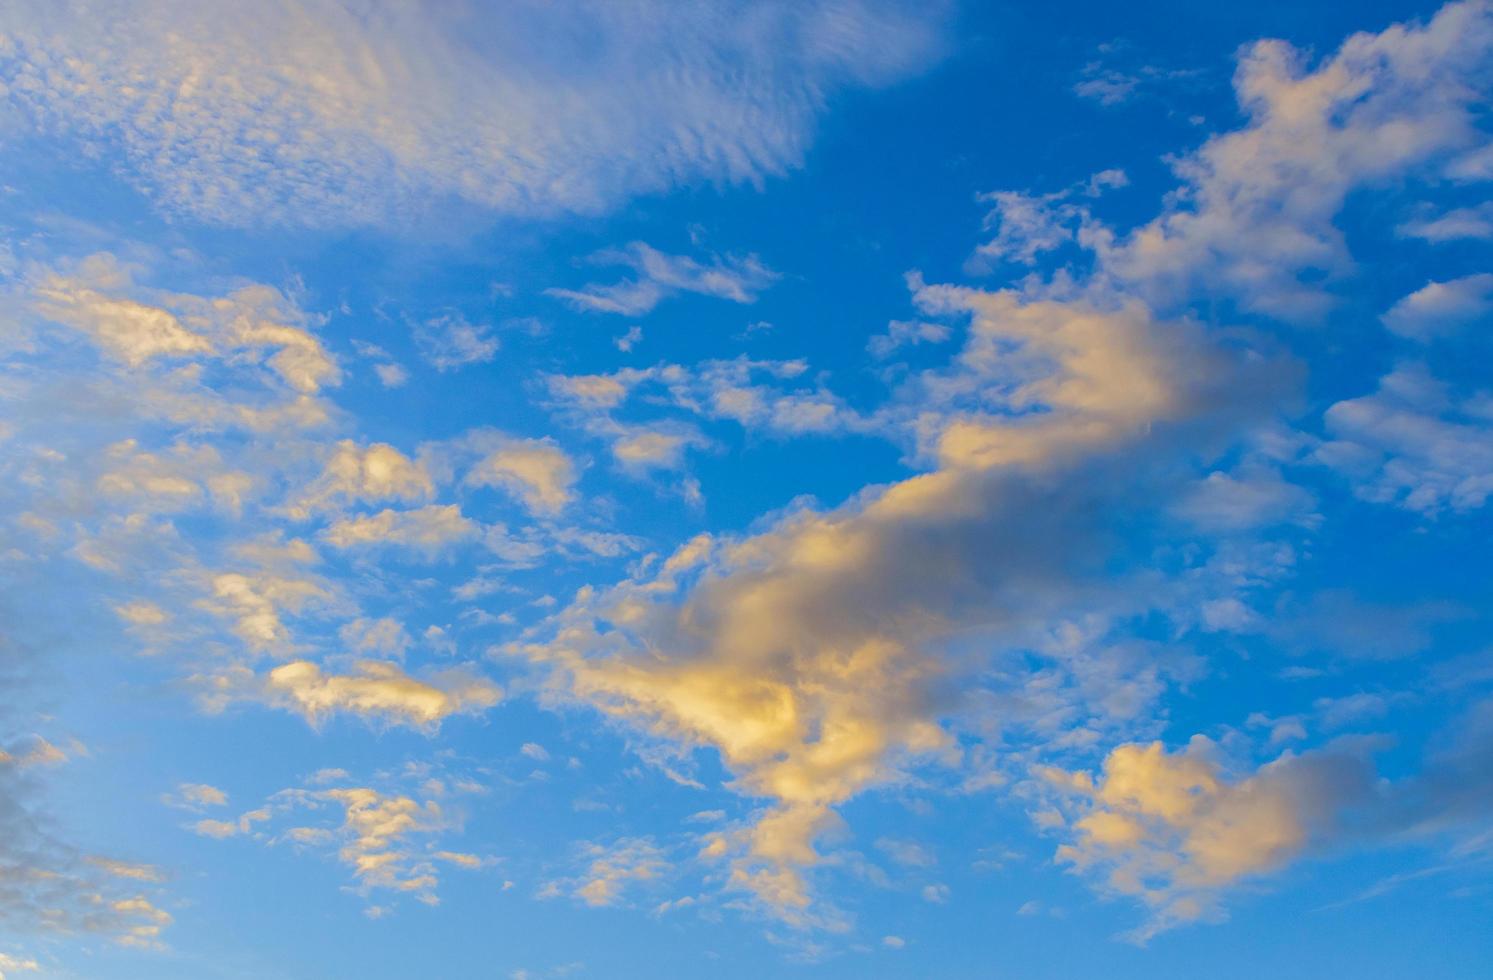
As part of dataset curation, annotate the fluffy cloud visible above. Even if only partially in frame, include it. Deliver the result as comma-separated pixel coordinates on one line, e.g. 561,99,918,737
31,253,339,394
266,659,502,729
465,439,579,516
1399,202,1493,241
1092,1,1493,318
1318,362,1493,513
519,280,1258,918
0,0,948,225
1172,466,1317,532
1044,737,1378,941
288,441,434,518
321,505,479,554
1381,273,1493,340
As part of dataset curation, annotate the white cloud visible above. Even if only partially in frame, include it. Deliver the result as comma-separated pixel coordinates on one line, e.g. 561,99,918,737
1319,362,1493,513
614,326,643,352
199,772,490,910
1381,273,1493,340
547,242,779,316
1398,202,1493,242
162,782,228,811
0,952,40,975
266,659,502,729
32,253,339,393
415,315,500,372
465,439,579,516
542,838,668,908
288,441,434,518
204,565,331,654
1093,1,1493,319
1,0,948,226
866,319,952,359
519,279,1255,919
374,362,410,388
321,504,479,554
1173,466,1317,532
1043,736,1378,941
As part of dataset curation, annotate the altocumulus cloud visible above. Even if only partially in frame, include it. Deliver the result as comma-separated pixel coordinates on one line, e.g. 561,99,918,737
0,0,949,226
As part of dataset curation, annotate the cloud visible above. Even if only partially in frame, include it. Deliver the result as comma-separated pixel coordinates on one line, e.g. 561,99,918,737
375,362,411,388
266,659,502,729
1073,68,1141,107
415,315,500,372
542,838,668,908
547,242,780,316
200,771,490,910
0,735,67,768
1318,362,1493,513
288,440,434,518
95,440,255,515
1381,273,1493,340
190,808,270,840
339,617,414,659
321,504,479,554
0,724,175,947
920,883,950,903
969,170,1127,272
610,426,710,472
31,253,339,393
519,280,1257,919
1398,202,1493,242
1092,1,1493,318
1,0,948,226
465,439,579,516
866,319,952,359
875,838,935,868
544,358,863,471
162,782,228,811
203,563,332,655
1044,736,1379,941
1044,703,1493,941
1172,466,1317,532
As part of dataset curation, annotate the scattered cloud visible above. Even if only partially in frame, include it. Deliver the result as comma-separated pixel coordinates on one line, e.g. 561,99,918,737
415,315,500,372
1381,273,1493,340
265,659,502,729
465,439,580,516
547,242,779,316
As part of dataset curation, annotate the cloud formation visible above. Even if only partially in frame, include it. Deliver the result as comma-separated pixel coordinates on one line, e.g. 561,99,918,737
547,243,780,316
1,0,948,225
518,280,1259,919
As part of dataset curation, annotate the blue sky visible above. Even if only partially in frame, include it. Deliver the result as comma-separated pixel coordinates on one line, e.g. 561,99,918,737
1,1,1492,977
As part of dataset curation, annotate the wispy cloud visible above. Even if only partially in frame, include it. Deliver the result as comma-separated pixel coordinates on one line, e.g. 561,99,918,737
547,242,780,316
